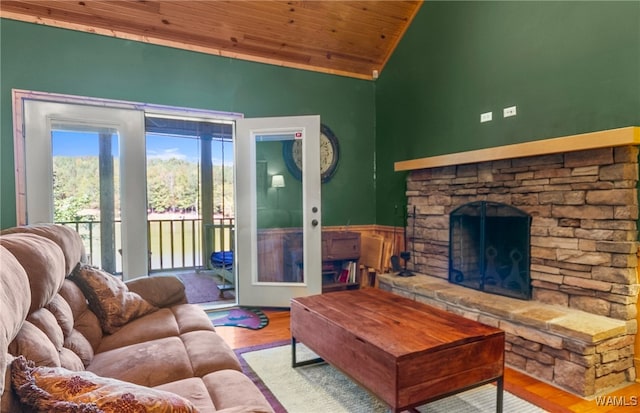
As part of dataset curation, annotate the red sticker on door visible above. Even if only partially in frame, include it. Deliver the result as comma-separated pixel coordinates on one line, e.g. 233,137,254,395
295,132,303,139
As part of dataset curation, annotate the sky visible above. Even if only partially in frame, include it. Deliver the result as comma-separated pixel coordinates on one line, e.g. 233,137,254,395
52,130,234,165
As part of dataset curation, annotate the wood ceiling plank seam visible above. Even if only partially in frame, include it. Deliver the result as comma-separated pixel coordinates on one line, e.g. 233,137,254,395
28,0,159,21
100,0,162,14
216,1,395,34
208,10,391,62
2,1,164,32
6,2,241,49
221,42,313,65
297,1,415,29
243,38,375,65
236,34,376,70
0,1,98,19
160,4,315,43
240,33,378,65
158,2,240,27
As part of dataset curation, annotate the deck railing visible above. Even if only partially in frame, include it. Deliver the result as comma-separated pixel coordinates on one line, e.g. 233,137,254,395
57,217,234,274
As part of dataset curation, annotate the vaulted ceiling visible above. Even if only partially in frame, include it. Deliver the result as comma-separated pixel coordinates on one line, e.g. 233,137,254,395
1,1,423,80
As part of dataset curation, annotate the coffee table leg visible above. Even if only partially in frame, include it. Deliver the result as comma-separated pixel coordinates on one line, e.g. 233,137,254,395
496,376,504,413
291,337,298,368
291,337,324,368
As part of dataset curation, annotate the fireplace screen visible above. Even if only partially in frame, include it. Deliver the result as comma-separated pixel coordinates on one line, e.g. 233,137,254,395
449,201,532,300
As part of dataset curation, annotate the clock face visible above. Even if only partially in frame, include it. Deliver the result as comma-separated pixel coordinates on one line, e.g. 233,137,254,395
283,124,339,183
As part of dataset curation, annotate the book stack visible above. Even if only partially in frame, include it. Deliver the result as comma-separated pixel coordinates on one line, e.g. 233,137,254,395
337,261,357,283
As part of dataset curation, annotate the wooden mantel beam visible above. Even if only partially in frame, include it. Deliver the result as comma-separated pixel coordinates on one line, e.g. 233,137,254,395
394,126,640,172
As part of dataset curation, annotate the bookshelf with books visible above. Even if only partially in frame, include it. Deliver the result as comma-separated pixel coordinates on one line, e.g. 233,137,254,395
320,231,361,293
284,230,361,293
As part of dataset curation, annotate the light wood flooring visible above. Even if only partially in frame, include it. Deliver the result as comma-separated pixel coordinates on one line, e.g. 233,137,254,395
215,309,640,413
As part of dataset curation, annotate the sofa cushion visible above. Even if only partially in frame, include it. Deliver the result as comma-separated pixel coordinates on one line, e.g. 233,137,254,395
0,233,66,314
173,304,218,335
46,294,75,338
155,374,274,413
180,331,241,376
96,308,180,353
27,309,64,353
127,275,188,308
88,337,194,387
0,246,31,396
8,322,60,367
59,280,103,351
0,224,85,276
64,330,95,368
154,377,216,413
11,356,197,412
71,265,158,334
97,304,215,354
203,370,273,413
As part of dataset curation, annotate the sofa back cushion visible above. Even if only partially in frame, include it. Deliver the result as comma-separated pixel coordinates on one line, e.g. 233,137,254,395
0,246,30,397
58,280,103,351
0,233,66,314
0,224,86,275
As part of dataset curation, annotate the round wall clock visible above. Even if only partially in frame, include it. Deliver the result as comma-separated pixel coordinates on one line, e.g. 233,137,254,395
283,123,340,183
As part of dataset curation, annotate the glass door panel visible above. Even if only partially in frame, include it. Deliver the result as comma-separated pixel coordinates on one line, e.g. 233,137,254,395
51,129,121,273
145,133,203,271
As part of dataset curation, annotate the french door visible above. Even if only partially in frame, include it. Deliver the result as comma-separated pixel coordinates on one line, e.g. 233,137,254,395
236,116,322,307
22,100,148,279
17,91,322,305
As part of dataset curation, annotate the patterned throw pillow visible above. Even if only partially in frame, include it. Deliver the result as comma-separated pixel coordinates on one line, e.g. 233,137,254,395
70,265,158,334
11,356,198,412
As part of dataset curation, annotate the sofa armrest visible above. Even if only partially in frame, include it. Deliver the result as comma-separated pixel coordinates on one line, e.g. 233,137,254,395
126,276,187,308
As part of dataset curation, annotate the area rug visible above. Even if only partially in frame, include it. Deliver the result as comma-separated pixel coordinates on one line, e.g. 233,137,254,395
175,271,234,304
207,307,269,330
236,342,549,413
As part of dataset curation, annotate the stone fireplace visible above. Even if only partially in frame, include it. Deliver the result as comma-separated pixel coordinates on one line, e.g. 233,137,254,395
378,127,640,398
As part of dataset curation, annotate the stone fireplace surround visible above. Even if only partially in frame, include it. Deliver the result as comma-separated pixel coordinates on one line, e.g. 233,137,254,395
379,127,640,398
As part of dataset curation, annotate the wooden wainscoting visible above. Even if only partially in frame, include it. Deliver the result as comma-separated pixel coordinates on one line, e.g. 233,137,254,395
257,225,405,286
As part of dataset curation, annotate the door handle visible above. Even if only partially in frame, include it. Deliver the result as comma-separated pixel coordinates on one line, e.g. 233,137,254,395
311,219,319,227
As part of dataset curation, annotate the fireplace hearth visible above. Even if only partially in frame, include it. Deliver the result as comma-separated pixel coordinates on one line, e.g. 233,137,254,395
449,201,531,300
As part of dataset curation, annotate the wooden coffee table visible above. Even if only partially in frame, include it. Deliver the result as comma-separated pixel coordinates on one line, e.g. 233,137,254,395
290,289,505,413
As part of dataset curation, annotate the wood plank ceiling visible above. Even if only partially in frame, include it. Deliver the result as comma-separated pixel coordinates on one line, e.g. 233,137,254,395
1,1,423,80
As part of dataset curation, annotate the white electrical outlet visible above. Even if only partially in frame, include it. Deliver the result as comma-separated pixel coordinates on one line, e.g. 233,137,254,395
503,106,517,117
480,112,492,123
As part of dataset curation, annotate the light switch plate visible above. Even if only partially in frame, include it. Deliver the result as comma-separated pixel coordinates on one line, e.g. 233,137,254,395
503,106,517,117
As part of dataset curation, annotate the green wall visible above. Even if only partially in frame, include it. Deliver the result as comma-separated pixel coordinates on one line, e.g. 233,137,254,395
0,19,375,229
3,2,640,230
376,1,640,225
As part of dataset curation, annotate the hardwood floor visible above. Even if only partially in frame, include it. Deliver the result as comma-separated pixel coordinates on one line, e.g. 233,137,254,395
216,309,640,413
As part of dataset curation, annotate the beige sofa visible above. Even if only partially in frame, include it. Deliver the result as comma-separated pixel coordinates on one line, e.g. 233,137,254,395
0,224,273,412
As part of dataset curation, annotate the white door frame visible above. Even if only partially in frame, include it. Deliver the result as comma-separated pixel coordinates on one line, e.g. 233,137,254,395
22,99,148,279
